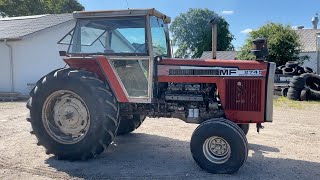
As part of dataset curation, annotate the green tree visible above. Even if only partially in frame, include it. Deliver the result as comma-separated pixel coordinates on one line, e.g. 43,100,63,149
170,8,234,58
236,23,308,66
0,0,84,17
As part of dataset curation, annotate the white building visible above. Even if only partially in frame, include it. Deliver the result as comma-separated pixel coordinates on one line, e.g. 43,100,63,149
296,14,320,74
295,29,320,74
0,14,75,99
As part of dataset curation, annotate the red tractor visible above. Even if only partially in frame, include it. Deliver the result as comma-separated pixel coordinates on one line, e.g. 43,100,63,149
27,9,275,174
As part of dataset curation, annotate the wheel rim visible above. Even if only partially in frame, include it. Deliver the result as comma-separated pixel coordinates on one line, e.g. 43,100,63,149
42,90,90,144
203,136,231,164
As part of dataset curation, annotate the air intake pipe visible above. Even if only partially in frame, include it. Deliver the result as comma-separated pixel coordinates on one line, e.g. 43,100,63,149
251,38,269,61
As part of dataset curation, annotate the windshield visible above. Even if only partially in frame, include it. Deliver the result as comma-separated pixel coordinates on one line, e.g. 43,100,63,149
150,16,169,57
67,16,147,55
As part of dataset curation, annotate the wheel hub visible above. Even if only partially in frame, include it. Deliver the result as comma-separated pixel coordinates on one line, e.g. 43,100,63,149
42,90,90,144
53,95,88,136
209,138,229,156
203,136,231,164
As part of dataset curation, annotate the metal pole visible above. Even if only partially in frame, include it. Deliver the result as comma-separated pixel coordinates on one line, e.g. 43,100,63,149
4,39,14,92
317,50,320,75
212,24,217,59
317,34,320,74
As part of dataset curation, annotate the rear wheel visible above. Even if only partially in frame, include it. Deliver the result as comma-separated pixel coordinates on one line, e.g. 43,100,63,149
27,69,119,160
190,118,248,174
238,124,249,135
117,114,146,135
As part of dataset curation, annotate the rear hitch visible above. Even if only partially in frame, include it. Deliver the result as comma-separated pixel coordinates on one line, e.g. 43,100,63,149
256,123,264,133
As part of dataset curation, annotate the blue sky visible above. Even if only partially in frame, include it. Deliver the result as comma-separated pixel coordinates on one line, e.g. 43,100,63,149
78,0,320,50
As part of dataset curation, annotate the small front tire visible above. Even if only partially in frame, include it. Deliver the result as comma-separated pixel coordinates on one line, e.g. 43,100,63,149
190,118,248,174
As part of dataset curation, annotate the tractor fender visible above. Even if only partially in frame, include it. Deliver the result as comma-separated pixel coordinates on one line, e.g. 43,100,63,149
64,56,128,102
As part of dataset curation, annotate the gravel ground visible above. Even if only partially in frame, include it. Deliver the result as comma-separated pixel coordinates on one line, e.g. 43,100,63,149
0,100,319,179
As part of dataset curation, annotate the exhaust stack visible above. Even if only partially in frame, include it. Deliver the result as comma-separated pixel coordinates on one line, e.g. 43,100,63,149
251,38,268,61
210,18,219,59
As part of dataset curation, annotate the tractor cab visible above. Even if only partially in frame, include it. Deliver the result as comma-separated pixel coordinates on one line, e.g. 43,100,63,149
59,9,171,102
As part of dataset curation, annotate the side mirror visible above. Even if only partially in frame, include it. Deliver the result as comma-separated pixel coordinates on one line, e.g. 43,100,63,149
59,51,67,57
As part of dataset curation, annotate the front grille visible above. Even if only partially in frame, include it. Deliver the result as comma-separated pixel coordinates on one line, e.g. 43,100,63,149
225,79,262,111
169,69,219,76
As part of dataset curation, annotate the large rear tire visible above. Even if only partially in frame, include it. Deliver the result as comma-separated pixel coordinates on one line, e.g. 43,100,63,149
117,114,146,135
238,124,249,135
190,118,248,174
27,68,119,160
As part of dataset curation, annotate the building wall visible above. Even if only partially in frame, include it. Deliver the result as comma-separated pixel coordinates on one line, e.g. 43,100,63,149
3,20,75,95
300,52,318,73
0,43,11,92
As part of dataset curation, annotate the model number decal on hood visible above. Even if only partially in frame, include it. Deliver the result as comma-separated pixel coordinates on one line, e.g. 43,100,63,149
168,66,263,77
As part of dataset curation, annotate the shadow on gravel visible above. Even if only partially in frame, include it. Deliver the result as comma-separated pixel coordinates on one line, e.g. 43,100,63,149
45,133,320,179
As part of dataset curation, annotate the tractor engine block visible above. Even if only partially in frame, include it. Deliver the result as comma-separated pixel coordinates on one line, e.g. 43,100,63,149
148,83,225,123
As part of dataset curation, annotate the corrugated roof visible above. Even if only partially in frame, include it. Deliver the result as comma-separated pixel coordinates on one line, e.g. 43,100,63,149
200,51,238,60
295,29,320,52
0,13,73,40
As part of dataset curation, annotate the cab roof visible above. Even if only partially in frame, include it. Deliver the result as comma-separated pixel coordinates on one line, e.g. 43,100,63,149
73,8,171,23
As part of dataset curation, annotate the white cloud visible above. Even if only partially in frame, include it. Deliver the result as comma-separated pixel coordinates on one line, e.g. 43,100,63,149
221,10,234,15
240,28,253,34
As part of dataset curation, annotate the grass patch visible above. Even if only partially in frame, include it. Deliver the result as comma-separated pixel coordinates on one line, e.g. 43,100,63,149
273,96,320,109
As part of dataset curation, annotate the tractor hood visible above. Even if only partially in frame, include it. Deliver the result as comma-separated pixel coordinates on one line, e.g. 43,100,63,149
159,58,270,75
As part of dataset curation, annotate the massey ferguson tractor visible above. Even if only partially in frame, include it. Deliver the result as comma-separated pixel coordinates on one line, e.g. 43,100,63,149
26,9,275,174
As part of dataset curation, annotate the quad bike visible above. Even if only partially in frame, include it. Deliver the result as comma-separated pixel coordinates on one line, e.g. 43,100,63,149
27,9,275,174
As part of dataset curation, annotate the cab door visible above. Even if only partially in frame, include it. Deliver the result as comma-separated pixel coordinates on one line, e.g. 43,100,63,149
106,16,154,103
107,15,170,103
108,57,152,103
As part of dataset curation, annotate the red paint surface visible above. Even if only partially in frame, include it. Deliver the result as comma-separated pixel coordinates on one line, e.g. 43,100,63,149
64,58,105,80
160,58,268,71
96,56,128,102
64,56,128,102
64,56,268,123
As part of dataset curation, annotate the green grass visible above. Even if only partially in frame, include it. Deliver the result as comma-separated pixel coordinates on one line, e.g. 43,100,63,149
273,96,320,109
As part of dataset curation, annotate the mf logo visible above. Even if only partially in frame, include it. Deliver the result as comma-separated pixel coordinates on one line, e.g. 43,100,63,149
219,69,237,76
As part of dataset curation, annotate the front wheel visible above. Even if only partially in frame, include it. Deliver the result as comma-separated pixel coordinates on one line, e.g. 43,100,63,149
190,118,248,174
27,69,119,160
